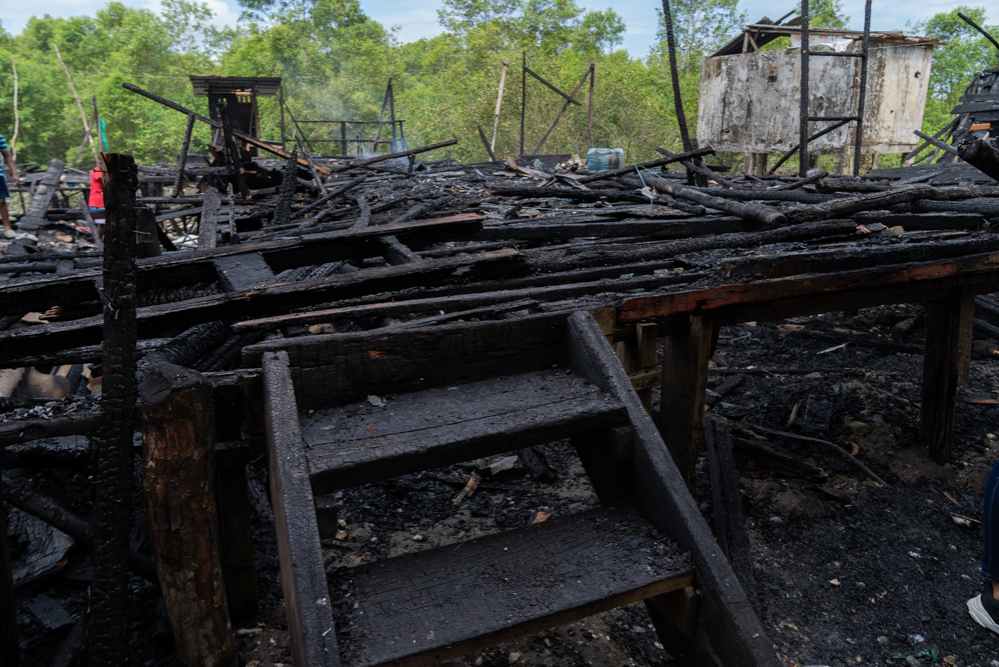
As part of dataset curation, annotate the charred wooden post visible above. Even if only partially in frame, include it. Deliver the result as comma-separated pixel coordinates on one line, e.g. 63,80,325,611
272,158,298,228
921,289,975,463
660,315,716,488
172,113,196,198
199,186,221,250
141,363,238,667
89,152,139,667
0,476,17,667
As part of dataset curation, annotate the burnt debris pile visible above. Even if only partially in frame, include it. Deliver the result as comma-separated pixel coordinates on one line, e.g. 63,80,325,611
5,79,999,667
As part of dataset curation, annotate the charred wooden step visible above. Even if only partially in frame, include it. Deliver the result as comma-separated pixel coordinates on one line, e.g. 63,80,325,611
333,506,693,667
300,368,627,493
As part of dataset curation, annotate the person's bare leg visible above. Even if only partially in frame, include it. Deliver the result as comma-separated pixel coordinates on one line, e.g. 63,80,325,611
992,579,999,601
0,198,11,231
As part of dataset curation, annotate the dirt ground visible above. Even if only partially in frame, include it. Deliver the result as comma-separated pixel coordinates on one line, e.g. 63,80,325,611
9,304,999,666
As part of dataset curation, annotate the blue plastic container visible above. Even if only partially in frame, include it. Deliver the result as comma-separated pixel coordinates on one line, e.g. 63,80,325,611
587,148,624,173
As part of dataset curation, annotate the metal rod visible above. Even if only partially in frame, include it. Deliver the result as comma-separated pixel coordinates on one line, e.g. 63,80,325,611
852,0,872,176
661,0,692,153
798,0,810,177
958,11,999,53
374,78,392,147
530,65,592,155
768,119,851,174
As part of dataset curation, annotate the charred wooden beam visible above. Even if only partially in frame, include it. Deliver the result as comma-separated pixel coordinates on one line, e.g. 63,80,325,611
489,185,648,204
89,153,140,667
643,174,786,226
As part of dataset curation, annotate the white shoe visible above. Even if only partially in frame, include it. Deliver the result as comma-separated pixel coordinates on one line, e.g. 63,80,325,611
2,228,14,239
968,592,999,635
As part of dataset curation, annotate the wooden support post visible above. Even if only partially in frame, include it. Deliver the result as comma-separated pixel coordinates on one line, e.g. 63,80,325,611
89,152,139,667
217,102,251,199
217,463,258,625
491,62,508,155
341,121,347,157
173,113,196,198
660,315,716,488
921,290,974,463
141,363,238,667
572,425,632,505
0,476,18,667
635,323,658,412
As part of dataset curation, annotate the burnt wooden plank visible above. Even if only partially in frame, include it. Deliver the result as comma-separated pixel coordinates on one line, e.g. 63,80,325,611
0,412,101,448
0,250,522,364
475,217,758,241
335,507,692,667
262,351,339,667
244,311,569,411
213,253,276,292
565,311,779,667
18,159,66,230
619,250,999,324
301,368,627,493
720,237,999,281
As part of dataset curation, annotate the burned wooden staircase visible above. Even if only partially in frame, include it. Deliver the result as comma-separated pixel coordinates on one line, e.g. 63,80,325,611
244,310,778,667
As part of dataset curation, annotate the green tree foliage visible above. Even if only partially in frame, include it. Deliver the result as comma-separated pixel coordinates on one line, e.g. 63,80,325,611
797,0,850,30
911,6,999,136
0,0,994,172
651,0,747,72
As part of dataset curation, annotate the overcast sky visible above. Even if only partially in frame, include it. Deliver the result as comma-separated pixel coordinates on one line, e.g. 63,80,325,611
3,0,997,57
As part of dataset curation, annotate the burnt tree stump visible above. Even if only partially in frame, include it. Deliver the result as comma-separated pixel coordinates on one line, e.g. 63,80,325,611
141,362,238,667
89,152,139,667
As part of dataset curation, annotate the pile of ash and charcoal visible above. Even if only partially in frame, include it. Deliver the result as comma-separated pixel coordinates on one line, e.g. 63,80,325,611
5,84,999,667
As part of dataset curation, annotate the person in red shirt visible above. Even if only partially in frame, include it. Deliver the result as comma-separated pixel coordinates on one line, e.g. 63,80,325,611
89,166,105,240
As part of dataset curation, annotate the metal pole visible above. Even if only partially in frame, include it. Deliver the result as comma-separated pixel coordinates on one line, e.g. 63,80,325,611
852,0,872,177
798,0,810,178
491,62,508,154
389,80,397,141
588,63,595,151
279,86,287,151
520,51,527,156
